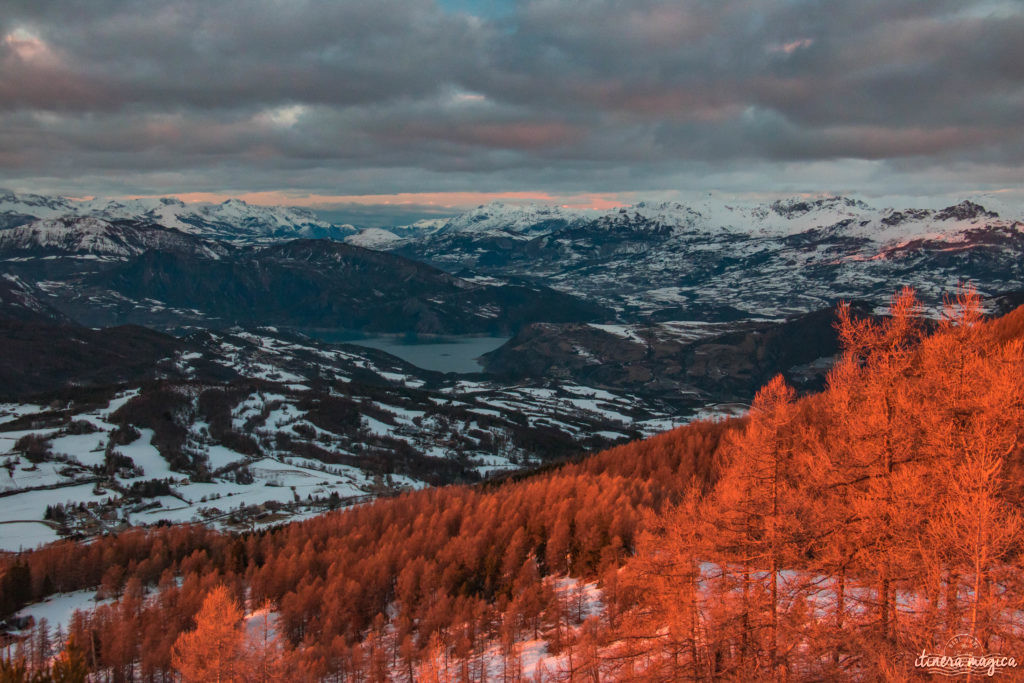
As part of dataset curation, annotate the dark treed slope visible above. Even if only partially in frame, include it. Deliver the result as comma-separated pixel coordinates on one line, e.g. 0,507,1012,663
0,323,182,400
98,240,607,334
0,277,187,398
482,303,875,405
1,232,608,334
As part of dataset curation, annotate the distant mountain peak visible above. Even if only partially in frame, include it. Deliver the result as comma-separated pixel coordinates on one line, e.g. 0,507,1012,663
769,195,870,216
935,200,998,221
345,227,403,249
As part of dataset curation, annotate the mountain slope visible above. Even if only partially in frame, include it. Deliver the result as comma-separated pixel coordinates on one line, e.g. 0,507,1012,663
0,275,72,324
81,240,608,333
0,216,229,259
0,319,185,399
481,304,872,407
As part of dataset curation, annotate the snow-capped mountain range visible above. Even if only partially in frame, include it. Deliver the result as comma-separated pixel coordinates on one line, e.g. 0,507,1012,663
3,187,1024,324
380,195,1024,319
4,189,1023,548
4,188,1019,255
0,190,355,242
366,194,1020,244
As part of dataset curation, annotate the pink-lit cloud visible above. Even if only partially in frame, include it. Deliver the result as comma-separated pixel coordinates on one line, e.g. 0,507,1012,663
769,38,815,55
124,190,628,212
3,28,59,65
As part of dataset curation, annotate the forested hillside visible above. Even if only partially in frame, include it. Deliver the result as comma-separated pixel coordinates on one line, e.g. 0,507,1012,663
3,287,1023,681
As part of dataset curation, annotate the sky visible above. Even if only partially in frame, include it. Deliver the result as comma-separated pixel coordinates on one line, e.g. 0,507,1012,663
1,0,1023,224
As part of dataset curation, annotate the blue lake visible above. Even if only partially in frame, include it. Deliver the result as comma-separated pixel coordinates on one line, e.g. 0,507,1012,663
306,332,510,374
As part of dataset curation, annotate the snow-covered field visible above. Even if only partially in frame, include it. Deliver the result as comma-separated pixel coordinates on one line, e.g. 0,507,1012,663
0,324,685,553
15,590,113,634
0,522,61,552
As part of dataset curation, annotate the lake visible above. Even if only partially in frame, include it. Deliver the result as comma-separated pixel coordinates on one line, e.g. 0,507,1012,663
305,332,511,374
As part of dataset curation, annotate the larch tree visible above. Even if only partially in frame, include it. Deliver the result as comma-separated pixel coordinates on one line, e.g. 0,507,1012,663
713,374,799,679
171,585,247,683
50,635,89,683
246,601,289,682
627,486,710,681
924,314,1024,647
832,289,926,651
799,386,865,677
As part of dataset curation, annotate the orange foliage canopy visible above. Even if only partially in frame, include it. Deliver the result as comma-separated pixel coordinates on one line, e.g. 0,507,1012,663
172,585,247,683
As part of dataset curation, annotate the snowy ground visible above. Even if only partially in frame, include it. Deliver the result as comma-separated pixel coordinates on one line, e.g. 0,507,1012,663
0,522,61,552
14,590,114,634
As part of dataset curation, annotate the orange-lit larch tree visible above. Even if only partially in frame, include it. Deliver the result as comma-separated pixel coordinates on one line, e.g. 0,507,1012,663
50,635,89,682
172,585,247,683
624,485,712,680
246,601,290,682
920,289,1024,650
832,288,926,654
712,374,802,679
798,383,867,678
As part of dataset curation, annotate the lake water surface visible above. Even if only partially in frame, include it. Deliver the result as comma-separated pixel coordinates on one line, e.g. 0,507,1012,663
306,332,510,374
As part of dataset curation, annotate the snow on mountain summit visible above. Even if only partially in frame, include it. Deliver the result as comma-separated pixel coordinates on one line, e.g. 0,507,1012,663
344,227,403,249
435,201,599,237
420,194,1022,244
1,190,1020,251
0,190,354,242
0,216,228,258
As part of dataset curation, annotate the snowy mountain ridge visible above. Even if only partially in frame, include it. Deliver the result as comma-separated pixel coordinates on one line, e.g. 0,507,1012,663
5,189,1021,249
0,190,355,242
4,188,1024,328
0,216,229,259
343,227,404,250
384,194,1024,321
396,194,1022,244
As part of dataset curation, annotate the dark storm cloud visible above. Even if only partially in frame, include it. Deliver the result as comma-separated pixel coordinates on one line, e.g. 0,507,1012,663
0,0,1021,199
1,0,482,110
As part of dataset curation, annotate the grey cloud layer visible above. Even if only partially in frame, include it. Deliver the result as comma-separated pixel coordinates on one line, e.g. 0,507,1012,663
1,0,1021,196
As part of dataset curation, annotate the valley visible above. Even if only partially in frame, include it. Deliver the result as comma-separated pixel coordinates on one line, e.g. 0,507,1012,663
2,191,1023,554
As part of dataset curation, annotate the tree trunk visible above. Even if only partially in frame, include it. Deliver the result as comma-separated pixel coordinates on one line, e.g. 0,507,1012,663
833,566,845,670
